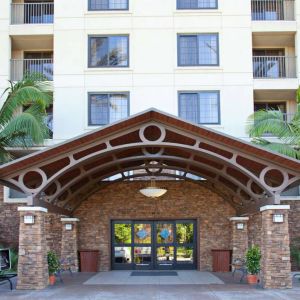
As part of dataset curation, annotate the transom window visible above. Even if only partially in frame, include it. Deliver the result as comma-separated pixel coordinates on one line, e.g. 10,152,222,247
88,35,129,68
177,0,218,9
89,0,129,10
179,91,220,124
88,93,129,125
178,34,219,66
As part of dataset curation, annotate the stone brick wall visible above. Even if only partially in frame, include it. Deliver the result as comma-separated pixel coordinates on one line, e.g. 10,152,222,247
74,181,236,271
17,210,49,290
61,219,79,272
260,208,292,289
0,186,20,248
248,212,262,249
0,186,63,254
231,219,248,263
282,200,300,271
45,213,62,256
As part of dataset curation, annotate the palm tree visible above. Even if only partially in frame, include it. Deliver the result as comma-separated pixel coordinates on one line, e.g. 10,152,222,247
247,92,300,159
0,73,53,163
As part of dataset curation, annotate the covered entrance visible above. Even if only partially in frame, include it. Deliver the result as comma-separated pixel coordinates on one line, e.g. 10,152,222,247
112,220,196,270
0,109,299,290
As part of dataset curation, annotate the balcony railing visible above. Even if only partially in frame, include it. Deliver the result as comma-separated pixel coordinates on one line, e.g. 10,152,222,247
11,59,53,81
251,0,295,21
11,2,54,25
253,56,296,78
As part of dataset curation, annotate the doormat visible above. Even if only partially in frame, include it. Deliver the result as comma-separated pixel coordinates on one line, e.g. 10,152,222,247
131,271,178,276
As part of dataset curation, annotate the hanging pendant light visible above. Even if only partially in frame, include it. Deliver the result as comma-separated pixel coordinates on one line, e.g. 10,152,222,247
139,178,167,198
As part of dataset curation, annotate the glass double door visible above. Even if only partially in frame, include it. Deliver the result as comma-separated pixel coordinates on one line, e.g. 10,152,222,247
112,220,196,270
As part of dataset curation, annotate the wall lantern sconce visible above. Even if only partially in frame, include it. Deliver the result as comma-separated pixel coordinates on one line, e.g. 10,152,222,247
65,224,73,231
273,214,284,223
236,223,244,230
24,215,35,224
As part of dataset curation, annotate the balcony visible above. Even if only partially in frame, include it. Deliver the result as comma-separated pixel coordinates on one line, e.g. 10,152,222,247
11,58,53,81
11,2,54,25
253,56,296,78
251,0,295,21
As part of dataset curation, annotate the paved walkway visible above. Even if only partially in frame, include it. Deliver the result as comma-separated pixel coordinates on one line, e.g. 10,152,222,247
0,272,299,300
84,271,224,285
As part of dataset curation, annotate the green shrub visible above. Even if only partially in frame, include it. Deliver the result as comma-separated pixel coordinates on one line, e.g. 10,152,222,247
291,239,300,270
0,244,18,275
47,251,60,275
246,245,261,275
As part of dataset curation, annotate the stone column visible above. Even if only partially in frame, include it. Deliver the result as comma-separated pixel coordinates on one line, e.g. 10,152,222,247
260,205,292,289
61,218,79,272
17,207,49,290
230,217,249,265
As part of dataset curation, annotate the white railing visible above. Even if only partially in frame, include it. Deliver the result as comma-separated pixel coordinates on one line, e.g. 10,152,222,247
11,2,54,24
253,56,296,78
251,0,295,21
11,59,53,81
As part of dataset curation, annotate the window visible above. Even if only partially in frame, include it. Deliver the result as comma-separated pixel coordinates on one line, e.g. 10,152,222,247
9,188,27,199
89,35,129,68
177,0,218,9
89,0,129,10
254,102,289,123
178,34,219,66
179,91,220,124
3,187,28,203
254,102,286,113
88,93,129,125
281,185,300,197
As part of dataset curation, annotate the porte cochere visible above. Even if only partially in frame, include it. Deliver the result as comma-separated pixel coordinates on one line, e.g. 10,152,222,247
0,109,299,289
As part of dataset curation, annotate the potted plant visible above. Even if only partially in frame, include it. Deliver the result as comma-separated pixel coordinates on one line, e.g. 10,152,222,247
47,251,60,285
246,245,261,284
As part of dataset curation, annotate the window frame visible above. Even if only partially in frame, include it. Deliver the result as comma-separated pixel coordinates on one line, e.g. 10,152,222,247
177,0,218,10
88,35,130,68
178,90,221,125
3,187,28,204
88,92,130,126
88,0,129,11
177,33,219,67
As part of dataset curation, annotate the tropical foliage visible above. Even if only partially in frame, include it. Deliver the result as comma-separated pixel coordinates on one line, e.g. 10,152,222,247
247,91,300,159
291,237,300,270
114,224,132,244
0,245,18,275
0,73,52,163
246,245,261,275
47,251,60,275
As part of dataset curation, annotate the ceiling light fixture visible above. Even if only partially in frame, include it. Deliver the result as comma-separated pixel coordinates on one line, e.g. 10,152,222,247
139,178,167,198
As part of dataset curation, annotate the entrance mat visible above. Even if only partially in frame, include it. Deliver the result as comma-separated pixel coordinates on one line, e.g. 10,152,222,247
131,271,178,276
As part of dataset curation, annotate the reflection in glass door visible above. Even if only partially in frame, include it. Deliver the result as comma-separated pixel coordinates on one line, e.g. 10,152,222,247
155,223,174,269
134,223,152,269
111,220,196,270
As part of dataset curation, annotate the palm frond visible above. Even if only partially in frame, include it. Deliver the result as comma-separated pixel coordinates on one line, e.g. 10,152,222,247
252,138,300,159
0,74,53,126
247,110,293,139
0,112,49,146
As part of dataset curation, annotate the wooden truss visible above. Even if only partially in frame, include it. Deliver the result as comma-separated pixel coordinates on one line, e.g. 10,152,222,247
0,110,299,216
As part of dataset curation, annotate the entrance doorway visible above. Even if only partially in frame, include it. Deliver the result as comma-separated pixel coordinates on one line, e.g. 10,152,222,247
111,220,197,270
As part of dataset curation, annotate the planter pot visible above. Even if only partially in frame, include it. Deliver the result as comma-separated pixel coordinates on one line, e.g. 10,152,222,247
49,275,56,285
247,274,258,285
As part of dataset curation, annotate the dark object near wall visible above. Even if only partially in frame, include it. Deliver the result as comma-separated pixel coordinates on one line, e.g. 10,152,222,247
79,250,99,272
211,249,232,272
